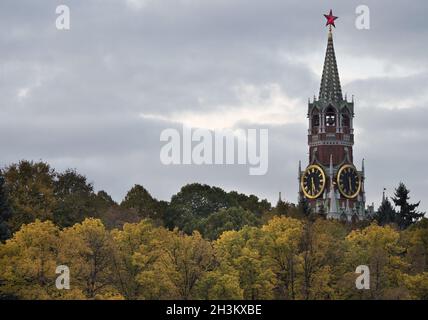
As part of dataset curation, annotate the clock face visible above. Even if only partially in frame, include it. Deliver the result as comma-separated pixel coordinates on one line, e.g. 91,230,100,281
337,164,361,199
301,165,326,199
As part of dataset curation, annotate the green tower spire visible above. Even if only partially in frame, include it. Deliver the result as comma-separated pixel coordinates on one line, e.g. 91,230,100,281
319,31,343,102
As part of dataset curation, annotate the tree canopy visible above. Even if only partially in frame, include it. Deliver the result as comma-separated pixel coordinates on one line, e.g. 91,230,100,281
0,161,426,300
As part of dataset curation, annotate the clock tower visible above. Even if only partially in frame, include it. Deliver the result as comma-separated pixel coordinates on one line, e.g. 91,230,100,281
298,10,367,221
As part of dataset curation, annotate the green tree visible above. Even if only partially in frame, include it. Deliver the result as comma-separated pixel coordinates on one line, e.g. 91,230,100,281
201,207,261,240
3,161,56,233
121,184,161,221
375,197,397,226
228,191,271,216
53,169,97,227
95,190,116,208
164,183,269,234
392,183,424,230
164,184,232,232
0,174,12,242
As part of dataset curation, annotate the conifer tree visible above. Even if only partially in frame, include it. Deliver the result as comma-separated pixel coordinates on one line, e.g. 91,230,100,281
375,197,397,226
392,183,424,230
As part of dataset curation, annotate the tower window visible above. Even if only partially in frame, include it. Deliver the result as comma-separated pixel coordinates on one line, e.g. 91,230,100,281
325,107,336,127
312,114,320,127
342,114,350,127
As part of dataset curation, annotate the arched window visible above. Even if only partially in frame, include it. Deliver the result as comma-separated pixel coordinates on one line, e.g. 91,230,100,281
325,106,336,127
342,113,350,128
312,112,320,127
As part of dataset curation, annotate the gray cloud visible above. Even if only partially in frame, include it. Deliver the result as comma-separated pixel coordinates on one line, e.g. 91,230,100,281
0,0,427,213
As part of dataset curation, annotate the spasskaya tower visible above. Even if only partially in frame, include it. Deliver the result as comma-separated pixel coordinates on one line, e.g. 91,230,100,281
298,10,367,221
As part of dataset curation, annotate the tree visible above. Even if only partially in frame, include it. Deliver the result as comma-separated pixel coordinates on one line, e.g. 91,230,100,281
164,184,233,232
261,216,303,299
215,227,276,300
0,173,12,242
53,169,97,228
200,207,261,240
402,218,428,274
195,271,243,300
59,218,120,299
0,220,86,299
3,161,57,233
299,219,346,300
404,272,428,299
121,184,160,221
275,198,291,216
340,224,408,299
228,191,271,216
96,190,116,207
158,230,215,300
164,183,270,234
111,220,170,299
375,197,397,226
392,183,424,230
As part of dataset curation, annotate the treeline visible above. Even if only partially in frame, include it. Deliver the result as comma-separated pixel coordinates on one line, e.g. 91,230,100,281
0,160,427,300
0,160,276,241
1,217,428,299
0,160,424,242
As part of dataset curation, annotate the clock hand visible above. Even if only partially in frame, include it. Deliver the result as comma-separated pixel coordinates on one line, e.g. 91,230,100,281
311,177,316,194
348,177,352,192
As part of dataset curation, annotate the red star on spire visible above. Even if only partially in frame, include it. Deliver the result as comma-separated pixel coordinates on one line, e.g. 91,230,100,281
324,9,338,28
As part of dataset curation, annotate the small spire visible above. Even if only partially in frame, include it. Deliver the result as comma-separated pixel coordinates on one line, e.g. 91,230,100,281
278,192,282,202
362,158,365,174
382,188,386,203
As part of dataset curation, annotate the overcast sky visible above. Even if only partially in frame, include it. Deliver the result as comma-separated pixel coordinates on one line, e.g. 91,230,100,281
0,0,427,212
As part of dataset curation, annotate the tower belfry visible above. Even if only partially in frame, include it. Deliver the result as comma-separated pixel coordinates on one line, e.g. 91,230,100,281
298,10,367,221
